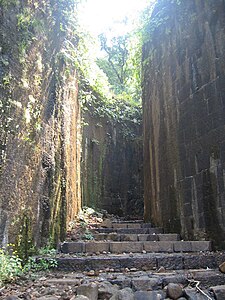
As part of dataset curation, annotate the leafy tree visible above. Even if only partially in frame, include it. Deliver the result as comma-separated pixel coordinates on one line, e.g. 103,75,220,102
97,33,129,94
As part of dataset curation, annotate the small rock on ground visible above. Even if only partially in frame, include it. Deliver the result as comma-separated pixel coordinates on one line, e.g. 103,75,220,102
166,283,183,299
76,283,98,300
219,262,225,273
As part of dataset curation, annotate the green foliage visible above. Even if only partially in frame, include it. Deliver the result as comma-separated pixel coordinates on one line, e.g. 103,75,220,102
82,230,94,240
97,30,142,102
17,8,44,63
0,247,22,283
0,245,57,285
0,0,19,7
98,33,129,94
23,257,57,273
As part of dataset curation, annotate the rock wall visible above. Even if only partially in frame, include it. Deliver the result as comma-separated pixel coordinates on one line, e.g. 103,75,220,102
81,100,143,218
143,0,225,246
0,0,81,251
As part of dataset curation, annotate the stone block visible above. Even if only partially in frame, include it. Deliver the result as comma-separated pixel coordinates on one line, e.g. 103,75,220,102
142,223,152,228
191,270,225,287
132,276,162,291
148,228,163,234
127,223,141,229
88,257,121,271
85,242,109,253
46,278,80,285
120,256,157,270
184,289,209,300
110,242,143,253
93,234,108,241
183,254,217,269
211,285,225,300
173,241,192,252
138,234,158,242
77,283,98,300
61,242,85,253
158,234,180,241
144,242,174,252
166,283,183,299
162,275,188,287
156,254,184,270
134,291,165,300
191,241,212,252
219,261,225,273
113,223,127,229
120,234,138,241
108,233,121,241
118,228,149,234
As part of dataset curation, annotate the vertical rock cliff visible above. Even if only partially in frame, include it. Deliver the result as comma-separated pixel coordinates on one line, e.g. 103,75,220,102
80,85,143,218
0,0,81,251
143,0,225,245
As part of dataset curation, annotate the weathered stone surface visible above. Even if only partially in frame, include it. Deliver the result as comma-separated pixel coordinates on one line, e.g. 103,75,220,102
156,255,184,270
4,297,20,300
82,109,143,218
120,234,138,241
110,242,143,253
219,262,225,273
127,224,141,229
98,282,119,300
183,254,217,269
142,0,225,246
166,283,183,299
132,276,162,291
77,283,98,300
158,234,180,241
85,242,110,253
110,287,134,300
184,288,211,300
138,235,158,242
173,241,192,252
46,278,80,285
134,291,164,300
113,223,127,229
191,241,212,252
0,0,81,249
101,219,113,228
142,223,152,228
61,242,85,253
211,285,225,300
72,296,90,300
162,275,188,287
144,241,173,253
191,270,225,288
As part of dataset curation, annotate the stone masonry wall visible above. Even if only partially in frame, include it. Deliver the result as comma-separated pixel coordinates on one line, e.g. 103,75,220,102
0,0,81,251
82,109,143,218
142,0,225,246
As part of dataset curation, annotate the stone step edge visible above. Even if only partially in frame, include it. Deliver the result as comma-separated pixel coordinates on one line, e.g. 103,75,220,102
61,241,212,254
53,252,225,271
93,233,180,242
95,228,163,234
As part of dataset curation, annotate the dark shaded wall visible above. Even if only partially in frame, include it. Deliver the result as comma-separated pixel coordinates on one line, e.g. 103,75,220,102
0,0,81,250
82,110,143,218
143,0,225,245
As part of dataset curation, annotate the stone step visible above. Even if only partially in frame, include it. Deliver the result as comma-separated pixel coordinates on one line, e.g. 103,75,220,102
61,240,212,254
93,233,180,242
110,222,152,229
55,252,225,272
95,227,163,234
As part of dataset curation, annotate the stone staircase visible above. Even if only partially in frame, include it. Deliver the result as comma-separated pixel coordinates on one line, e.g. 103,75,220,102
58,220,224,273
28,219,225,299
